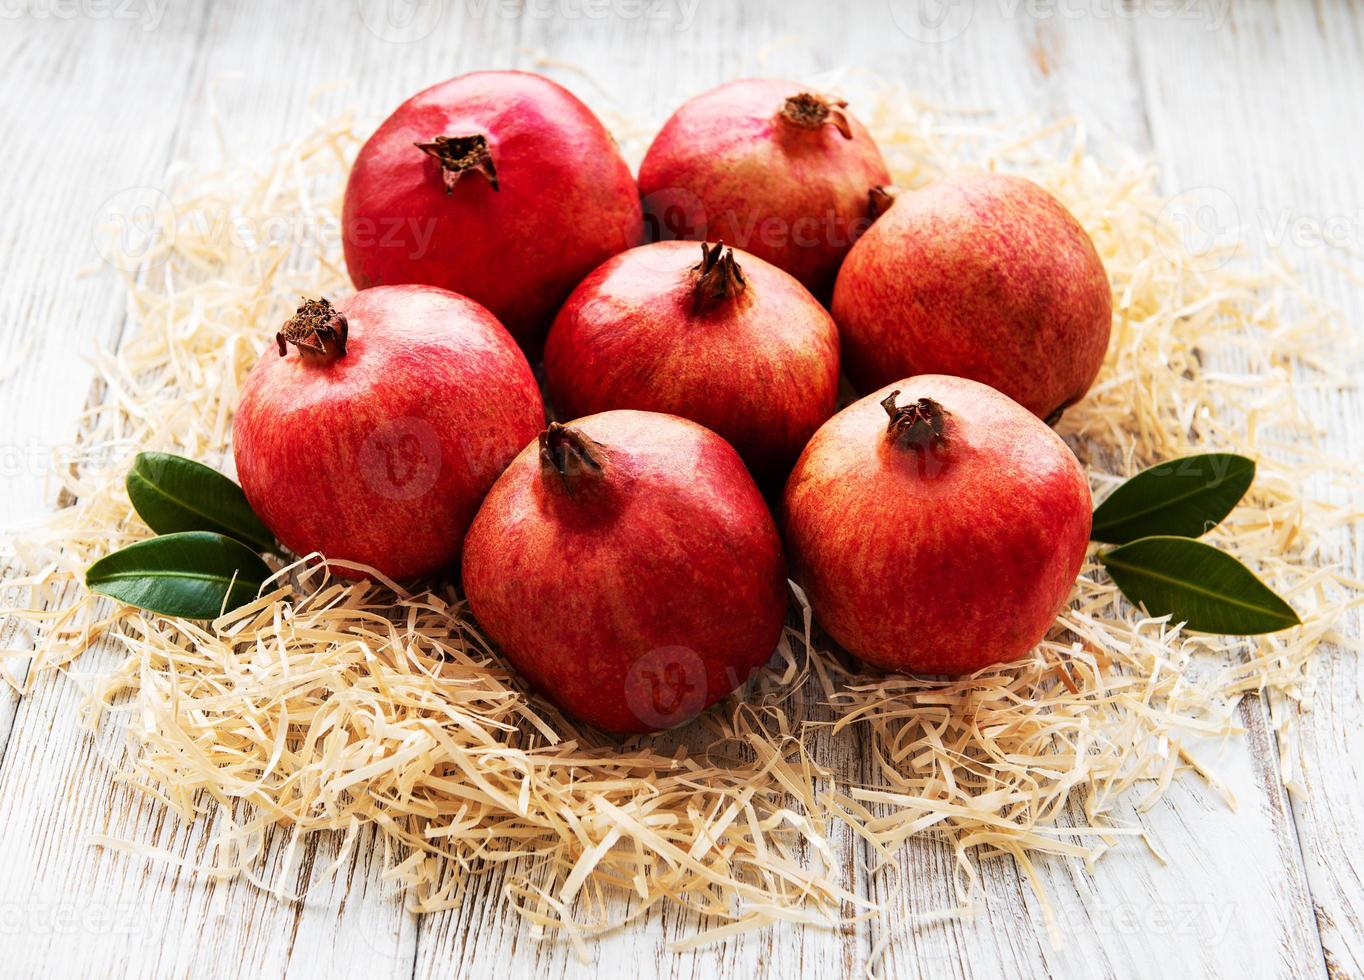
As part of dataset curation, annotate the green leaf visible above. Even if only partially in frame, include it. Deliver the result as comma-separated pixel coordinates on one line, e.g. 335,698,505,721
1091,453,1256,544
86,531,273,620
126,452,274,552
1099,536,1300,635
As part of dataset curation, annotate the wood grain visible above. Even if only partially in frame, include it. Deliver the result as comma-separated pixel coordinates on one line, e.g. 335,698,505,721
0,2,1359,978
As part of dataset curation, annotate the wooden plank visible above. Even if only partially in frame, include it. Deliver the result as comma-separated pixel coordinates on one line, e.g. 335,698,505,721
848,4,1324,977
0,9,209,535
1131,2,1364,977
0,3,522,977
0,1,216,763
1,2,1360,978
411,5,873,977
858,5,1323,977
412,2,1323,976
0,0,213,810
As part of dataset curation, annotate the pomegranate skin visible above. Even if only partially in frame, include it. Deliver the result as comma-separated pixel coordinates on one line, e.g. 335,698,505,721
782,376,1092,675
543,241,840,484
638,78,891,300
832,172,1112,420
462,411,788,734
342,71,642,352
233,286,544,580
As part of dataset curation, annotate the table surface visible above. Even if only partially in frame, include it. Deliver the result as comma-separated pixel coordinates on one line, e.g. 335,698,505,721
2,1,1362,978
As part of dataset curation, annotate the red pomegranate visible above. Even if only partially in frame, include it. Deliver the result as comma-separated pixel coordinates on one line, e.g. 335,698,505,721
637,78,891,300
462,411,788,733
342,71,642,351
233,286,544,579
543,241,839,483
782,375,1092,675
832,172,1112,421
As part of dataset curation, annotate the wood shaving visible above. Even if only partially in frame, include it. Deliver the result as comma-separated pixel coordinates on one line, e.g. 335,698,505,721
2,84,1360,956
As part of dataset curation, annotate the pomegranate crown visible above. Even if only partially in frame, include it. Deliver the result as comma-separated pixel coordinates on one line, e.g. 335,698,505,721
690,241,747,313
779,92,853,140
880,390,947,450
276,298,348,361
415,134,499,194
868,186,897,221
539,422,604,496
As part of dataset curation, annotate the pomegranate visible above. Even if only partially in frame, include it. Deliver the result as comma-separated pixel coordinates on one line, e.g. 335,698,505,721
462,411,787,733
233,286,544,580
543,241,840,483
782,375,1091,675
832,172,1112,421
342,70,642,351
637,78,891,300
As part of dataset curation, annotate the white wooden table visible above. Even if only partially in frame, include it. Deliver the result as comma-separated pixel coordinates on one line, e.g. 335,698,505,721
2,2,1362,977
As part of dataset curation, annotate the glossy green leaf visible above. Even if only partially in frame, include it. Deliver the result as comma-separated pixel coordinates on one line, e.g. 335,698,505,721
1099,536,1300,635
126,452,274,551
86,531,272,619
1090,453,1255,544
1091,453,1255,544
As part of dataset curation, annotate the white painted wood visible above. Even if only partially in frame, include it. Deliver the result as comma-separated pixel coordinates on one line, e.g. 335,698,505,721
0,2,1360,978
1128,4,1364,978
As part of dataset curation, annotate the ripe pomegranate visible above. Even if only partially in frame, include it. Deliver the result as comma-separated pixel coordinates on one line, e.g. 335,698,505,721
782,375,1091,676
832,172,1112,421
543,241,840,484
342,71,642,352
233,286,544,580
462,411,787,733
637,78,892,300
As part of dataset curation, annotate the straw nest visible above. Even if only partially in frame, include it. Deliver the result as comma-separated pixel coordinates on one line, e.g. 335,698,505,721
2,77,1360,955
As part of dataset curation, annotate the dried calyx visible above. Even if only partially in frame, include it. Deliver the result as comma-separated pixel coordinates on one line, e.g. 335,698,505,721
539,422,604,494
779,92,853,140
868,186,897,221
881,390,947,450
691,241,748,313
276,298,348,361
415,134,499,194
